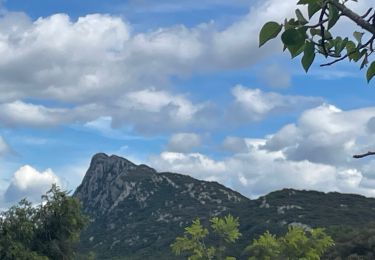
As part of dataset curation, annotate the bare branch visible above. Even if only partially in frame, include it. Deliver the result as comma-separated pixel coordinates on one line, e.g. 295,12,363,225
361,8,373,19
305,18,329,29
320,53,349,67
353,151,375,159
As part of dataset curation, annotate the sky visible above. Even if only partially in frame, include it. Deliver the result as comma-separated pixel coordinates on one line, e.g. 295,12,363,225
1,0,375,207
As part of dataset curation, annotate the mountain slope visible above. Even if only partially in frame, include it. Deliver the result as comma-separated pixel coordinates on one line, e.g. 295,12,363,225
74,153,252,259
74,153,375,259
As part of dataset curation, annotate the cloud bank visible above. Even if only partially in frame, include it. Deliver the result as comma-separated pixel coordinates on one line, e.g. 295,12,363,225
151,104,375,198
0,0,297,133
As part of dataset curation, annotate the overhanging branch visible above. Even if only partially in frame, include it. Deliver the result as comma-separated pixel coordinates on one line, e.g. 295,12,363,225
328,0,375,35
353,151,375,159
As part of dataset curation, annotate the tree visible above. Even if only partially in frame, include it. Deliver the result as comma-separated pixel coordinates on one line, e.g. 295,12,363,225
0,199,47,260
245,226,334,260
259,0,375,82
172,216,334,260
0,184,88,260
170,215,241,260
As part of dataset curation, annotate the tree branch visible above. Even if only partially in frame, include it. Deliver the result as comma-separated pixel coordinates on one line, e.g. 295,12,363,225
320,5,328,56
353,151,375,159
328,0,375,35
320,35,375,67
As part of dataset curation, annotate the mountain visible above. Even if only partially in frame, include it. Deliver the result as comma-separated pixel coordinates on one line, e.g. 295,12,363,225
74,153,251,259
74,153,375,259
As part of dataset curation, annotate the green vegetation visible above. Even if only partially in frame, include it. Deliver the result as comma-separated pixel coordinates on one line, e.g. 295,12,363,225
171,215,334,260
259,0,375,81
0,184,88,260
171,215,241,260
325,223,375,259
246,227,334,259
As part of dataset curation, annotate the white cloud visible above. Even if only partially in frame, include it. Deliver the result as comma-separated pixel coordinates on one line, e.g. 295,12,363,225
167,133,202,153
83,116,143,140
0,0,297,131
151,103,375,199
150,144,375,199
3,165,61,203
263,104,375,165
222,136,249,153
229,85,323,122
0,0,368,131
0,100,102,128
150,152,227,182
112,88,214,133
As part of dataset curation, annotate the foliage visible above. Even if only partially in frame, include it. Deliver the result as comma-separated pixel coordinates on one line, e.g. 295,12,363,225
170,215,241,260
172,214,334,260
0,184,88,260
259,0,375,82
325,223,375,259
245,226,334,260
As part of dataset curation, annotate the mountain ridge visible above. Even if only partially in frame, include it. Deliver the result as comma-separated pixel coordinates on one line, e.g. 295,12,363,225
74,153,375,259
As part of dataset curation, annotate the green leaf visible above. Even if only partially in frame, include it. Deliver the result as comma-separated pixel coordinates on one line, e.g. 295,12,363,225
284,18,300,30
287,43,305,58
310,28,321,36
297,0,311,4
360,52,368,70
334,36,342,55
346,41,358,61
259,22,283,47
338,37,348,54
302,41,315,72
281,28,306,46
281,28,307,58
308,2,322,19
367,61,375,82
328,3,339,29
353,31,364,44
295,9,308,24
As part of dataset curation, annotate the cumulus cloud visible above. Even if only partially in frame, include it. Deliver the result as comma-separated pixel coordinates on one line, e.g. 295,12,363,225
150,152,227,182
167,133,202,153
222,136,249,153
112,89,212,133
3,165,61,203
0,0,297,131
0,100,102,128
228,85,323,122
263,104,375,165
150,143,347,198
0,0,368,131
151,104,375,199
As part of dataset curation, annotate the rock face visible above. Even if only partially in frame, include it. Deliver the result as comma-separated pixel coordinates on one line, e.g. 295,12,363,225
74,153,251,259
75,153,375,259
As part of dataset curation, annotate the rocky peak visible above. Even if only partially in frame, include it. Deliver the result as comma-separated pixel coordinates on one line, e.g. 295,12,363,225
74,153,142,214
75,153,247,216
74,153,253,258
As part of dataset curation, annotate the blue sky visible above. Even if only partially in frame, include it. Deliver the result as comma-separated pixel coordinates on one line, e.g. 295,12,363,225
1,0,375,207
